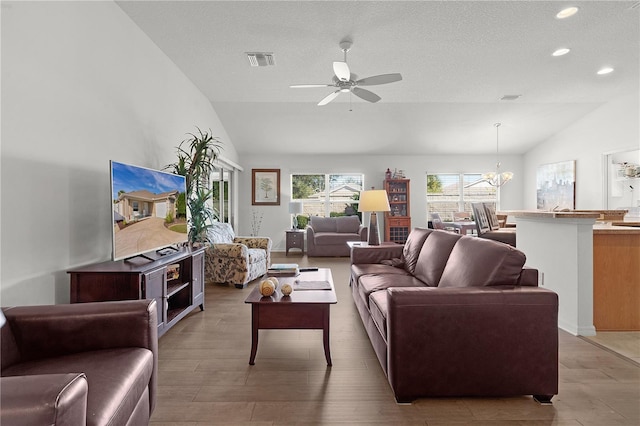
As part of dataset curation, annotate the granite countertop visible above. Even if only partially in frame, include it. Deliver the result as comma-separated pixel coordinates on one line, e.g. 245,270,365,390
503,210,601,219
593,222,640,234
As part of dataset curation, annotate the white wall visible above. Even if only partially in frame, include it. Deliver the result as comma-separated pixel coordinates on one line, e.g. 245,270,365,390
523,93,640,210
238,153,524,251
1,1,238,306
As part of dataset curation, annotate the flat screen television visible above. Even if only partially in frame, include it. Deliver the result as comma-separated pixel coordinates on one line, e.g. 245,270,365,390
110,160,188,261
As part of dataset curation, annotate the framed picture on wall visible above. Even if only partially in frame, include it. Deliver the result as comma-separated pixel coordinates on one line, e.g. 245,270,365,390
252,169,280,205
536,160,576,210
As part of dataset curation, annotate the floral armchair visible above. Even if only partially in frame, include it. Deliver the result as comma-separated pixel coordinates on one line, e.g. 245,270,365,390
205,222,272,289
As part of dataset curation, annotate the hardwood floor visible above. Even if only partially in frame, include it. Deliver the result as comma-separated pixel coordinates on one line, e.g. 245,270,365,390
150,253,640,425
584,332,640,365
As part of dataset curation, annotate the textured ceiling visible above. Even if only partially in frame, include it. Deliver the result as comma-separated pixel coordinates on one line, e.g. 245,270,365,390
117,1,639,155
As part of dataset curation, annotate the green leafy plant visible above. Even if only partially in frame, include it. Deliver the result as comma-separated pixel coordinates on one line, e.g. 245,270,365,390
165,128,223,244
165,211,174,224
296,215,309,229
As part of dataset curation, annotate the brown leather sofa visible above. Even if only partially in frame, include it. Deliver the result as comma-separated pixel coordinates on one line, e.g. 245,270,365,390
306,215,367,256
350,228,558,403
1,299,158,426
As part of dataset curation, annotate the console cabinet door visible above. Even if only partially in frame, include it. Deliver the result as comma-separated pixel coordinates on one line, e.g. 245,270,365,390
191,251,205,309
143,267,166,334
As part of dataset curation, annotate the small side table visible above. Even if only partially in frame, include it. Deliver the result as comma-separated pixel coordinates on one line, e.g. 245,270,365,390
286,230,305,255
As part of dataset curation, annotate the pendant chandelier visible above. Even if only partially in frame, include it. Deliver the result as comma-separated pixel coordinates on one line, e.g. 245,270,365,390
482,123,513,187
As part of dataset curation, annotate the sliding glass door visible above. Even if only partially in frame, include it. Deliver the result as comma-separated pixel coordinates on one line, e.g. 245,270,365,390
211,166,233,223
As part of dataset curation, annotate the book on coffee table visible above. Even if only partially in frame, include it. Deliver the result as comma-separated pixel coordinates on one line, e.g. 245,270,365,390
267,263,300,277
293,280,332,291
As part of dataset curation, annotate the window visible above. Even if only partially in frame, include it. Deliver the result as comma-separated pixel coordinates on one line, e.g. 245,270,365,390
291,173,363,217
211,166,234,223
426,173,496,221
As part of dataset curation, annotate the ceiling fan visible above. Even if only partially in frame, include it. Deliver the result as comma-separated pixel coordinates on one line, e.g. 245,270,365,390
290,39,403,106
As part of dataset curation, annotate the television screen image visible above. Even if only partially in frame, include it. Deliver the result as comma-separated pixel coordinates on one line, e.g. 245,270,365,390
111,161,188,261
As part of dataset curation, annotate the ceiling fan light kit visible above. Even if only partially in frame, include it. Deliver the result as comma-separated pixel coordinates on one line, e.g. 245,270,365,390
290,39,402,106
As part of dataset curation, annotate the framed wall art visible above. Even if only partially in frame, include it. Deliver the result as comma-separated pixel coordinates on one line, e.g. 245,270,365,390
252,169,280,205
536,160,576,210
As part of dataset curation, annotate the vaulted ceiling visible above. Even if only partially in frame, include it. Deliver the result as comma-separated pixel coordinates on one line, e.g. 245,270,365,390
117,1,639,156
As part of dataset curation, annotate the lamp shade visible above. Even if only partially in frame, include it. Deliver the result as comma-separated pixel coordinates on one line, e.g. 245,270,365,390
288,202,303,214
358,190,390,212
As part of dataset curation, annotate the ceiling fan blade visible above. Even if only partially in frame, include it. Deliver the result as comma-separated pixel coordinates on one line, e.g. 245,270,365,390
333,61,351,82
318,90,341,106
290,84,333,88
352,87,381,103
356,73,403,86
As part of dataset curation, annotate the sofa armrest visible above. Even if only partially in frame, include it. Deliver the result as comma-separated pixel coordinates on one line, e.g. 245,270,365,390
350,244,404,265
358,225,368,240
207,242,249,258
518,266,539,286
1,373,88,426
306,226,317,246
385,286,558,399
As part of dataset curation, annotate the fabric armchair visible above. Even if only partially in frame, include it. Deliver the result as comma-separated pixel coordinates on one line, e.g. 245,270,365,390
205,222,272,288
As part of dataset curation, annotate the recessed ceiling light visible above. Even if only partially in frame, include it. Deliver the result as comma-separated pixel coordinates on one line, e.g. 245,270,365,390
552,48,571,57
556,7,579,19
597,67,614,75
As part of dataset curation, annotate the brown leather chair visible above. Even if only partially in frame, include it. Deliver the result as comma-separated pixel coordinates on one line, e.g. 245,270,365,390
1,299,158,426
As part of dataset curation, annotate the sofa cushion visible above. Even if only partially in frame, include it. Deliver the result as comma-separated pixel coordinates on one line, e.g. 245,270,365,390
335,215,361,233
413,230,462,286
358,274,426,308
2,348,153,426
207,222,235,244
351,264,410,287
438,236,526,288
310,216,337,232
369,291,389,340
247,248,267,264
314,232,360,245
401,228,432,275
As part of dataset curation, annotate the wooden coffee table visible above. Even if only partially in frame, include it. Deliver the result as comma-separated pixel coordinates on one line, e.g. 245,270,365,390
244,268,337,366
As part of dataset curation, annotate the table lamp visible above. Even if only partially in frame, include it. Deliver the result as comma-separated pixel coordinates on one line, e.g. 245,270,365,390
358,189,391,245
289,201,303,229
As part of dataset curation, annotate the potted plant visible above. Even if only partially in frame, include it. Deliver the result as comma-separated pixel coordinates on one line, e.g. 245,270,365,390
166,127,223,244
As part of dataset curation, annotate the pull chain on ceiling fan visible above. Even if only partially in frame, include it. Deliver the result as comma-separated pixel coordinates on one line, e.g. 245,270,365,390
290,39,403,106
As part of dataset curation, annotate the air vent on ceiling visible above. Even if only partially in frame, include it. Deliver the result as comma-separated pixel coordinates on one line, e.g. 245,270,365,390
246,52,275,67
500,94,522,101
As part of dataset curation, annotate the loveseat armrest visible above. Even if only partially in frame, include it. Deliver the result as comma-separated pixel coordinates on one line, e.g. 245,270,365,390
350,244,404,265
208,242,249,258
1,373,88,426
385,286,558,401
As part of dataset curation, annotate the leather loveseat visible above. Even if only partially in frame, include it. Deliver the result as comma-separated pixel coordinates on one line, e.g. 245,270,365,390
306,215,367,256
1,299,158,426
350,228,558,403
